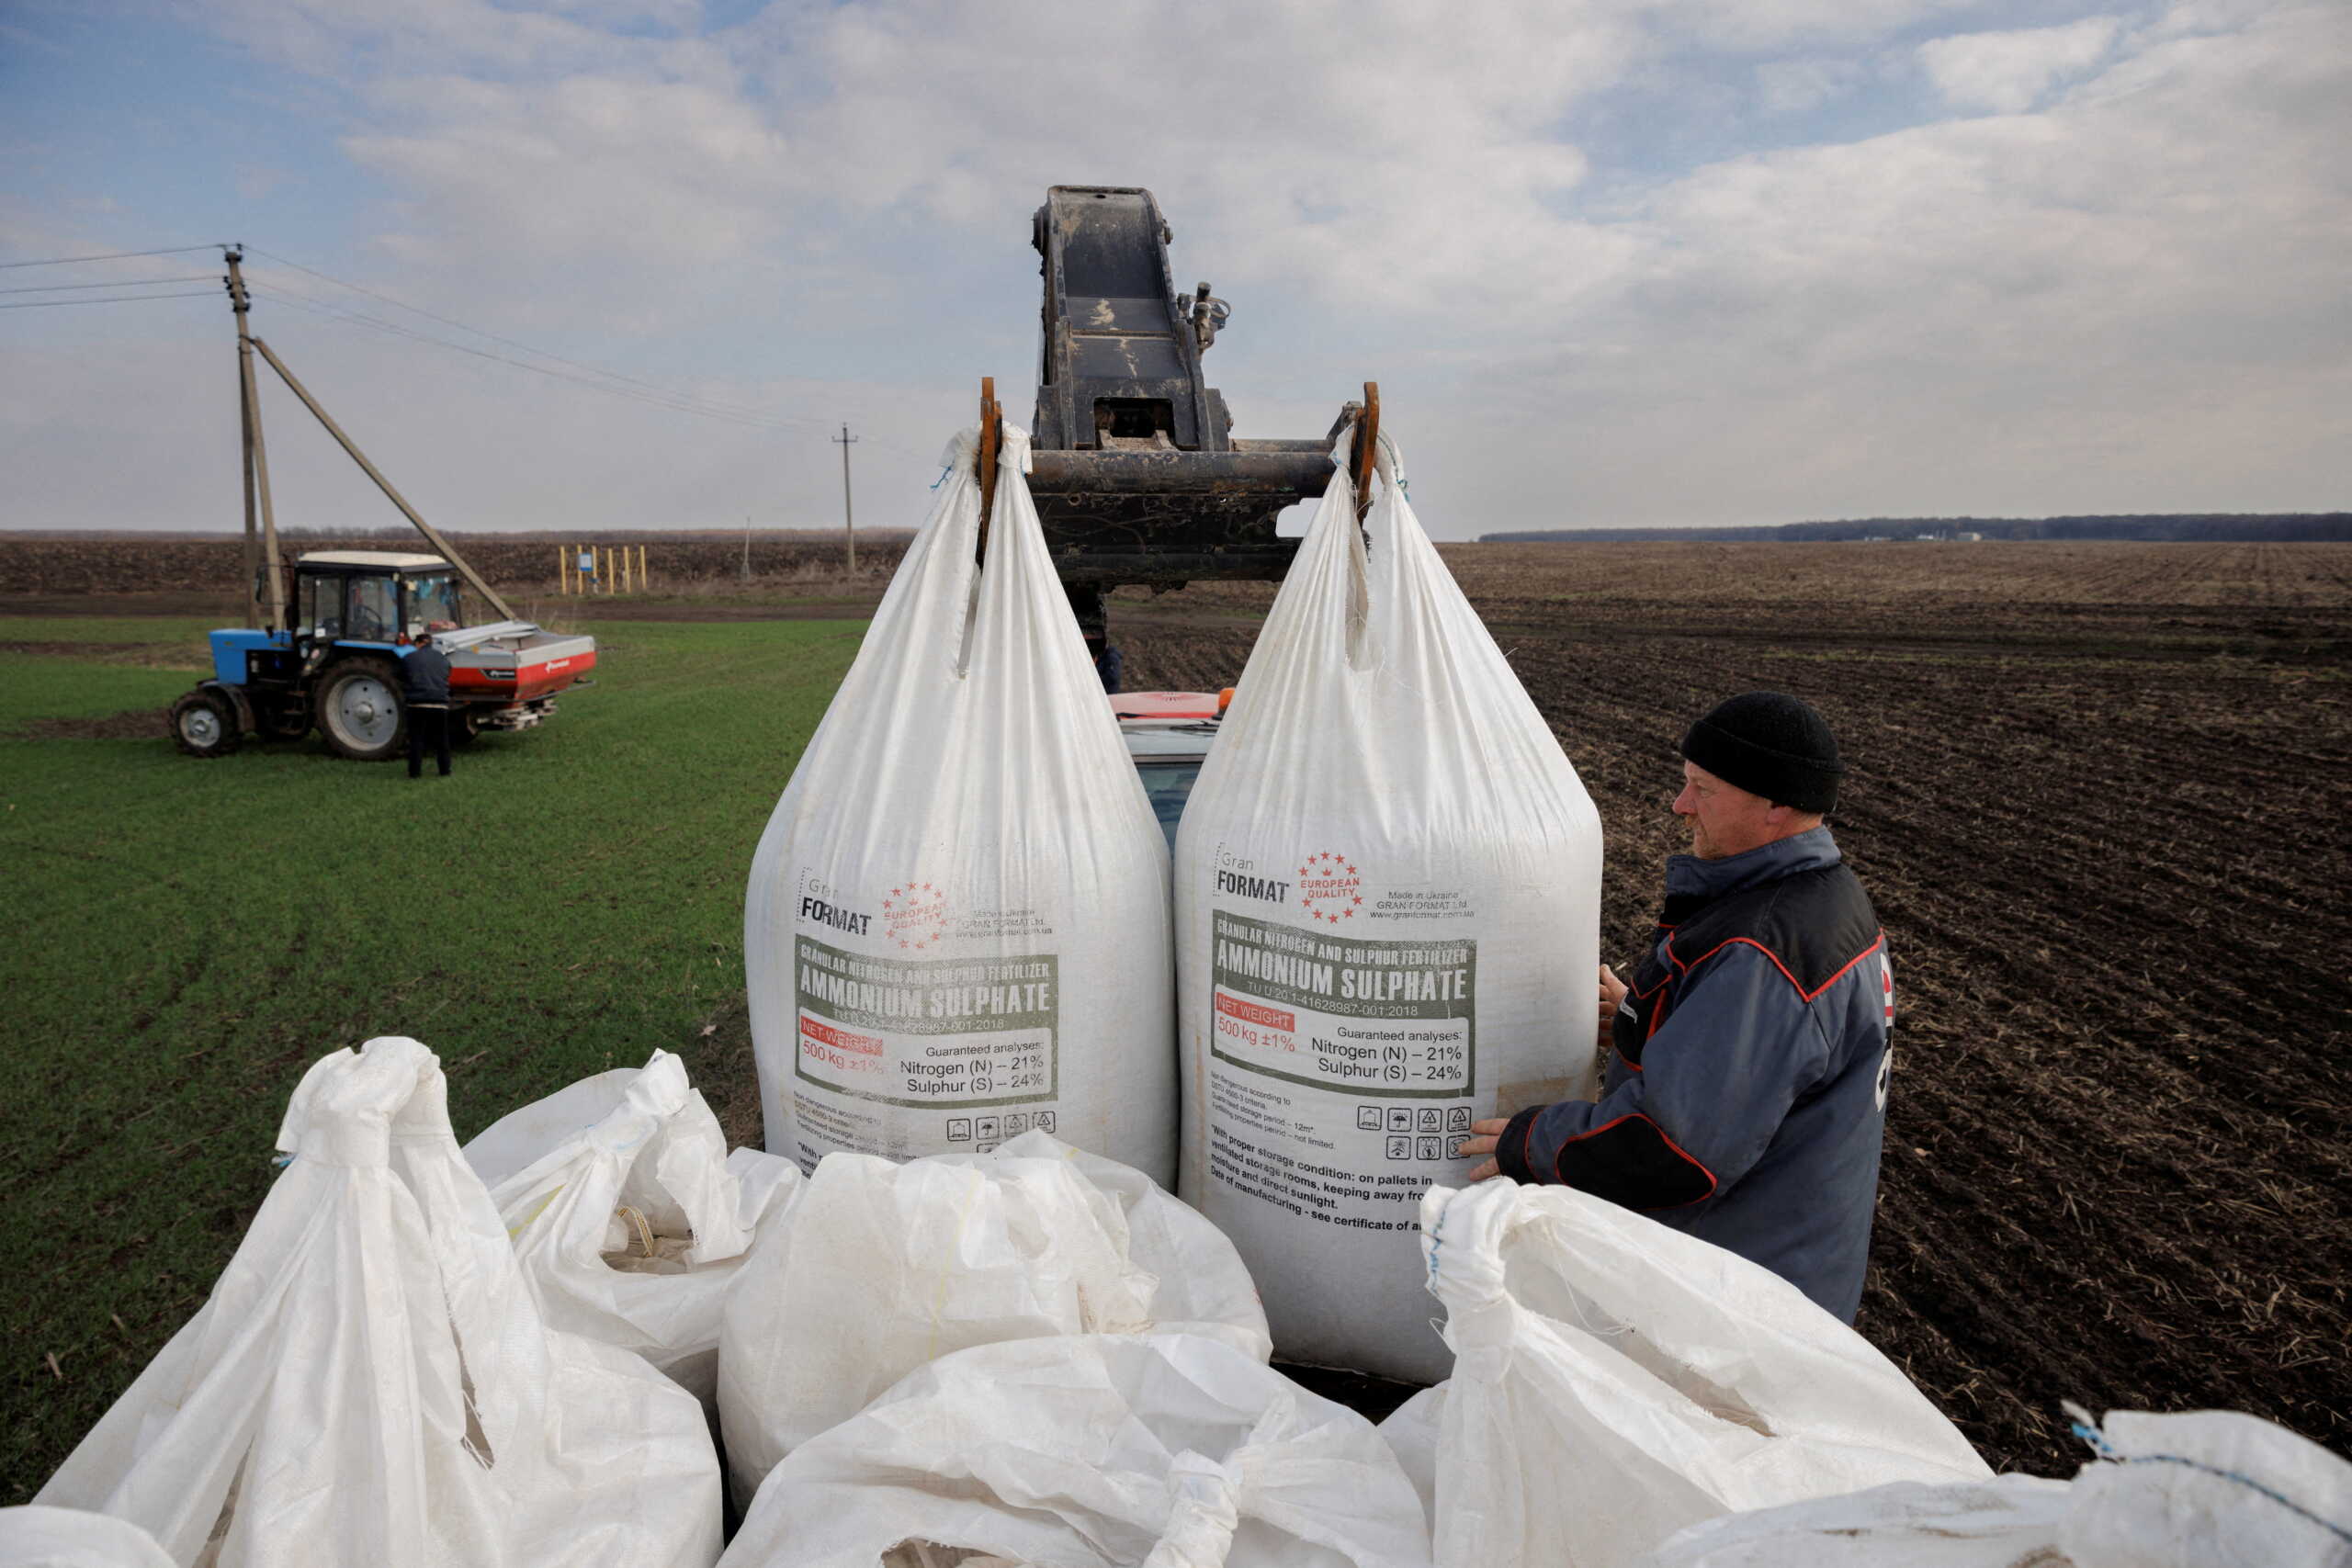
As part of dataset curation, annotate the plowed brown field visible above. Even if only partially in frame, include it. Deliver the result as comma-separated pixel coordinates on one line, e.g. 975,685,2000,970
1118,540,2352,1473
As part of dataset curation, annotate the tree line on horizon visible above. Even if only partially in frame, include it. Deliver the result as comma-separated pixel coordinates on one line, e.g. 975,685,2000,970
1481,513,2352,544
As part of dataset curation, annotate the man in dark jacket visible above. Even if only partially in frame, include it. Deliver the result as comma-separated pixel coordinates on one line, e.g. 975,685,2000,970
401,634,455,779
1460,692,1894,1322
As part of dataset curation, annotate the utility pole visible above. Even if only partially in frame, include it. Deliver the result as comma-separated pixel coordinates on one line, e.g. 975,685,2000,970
833,423,859,573
246,336,515,623
224,248,288,633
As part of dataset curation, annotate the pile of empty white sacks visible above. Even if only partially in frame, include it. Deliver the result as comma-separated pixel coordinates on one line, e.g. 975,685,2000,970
15,1038,2350,1567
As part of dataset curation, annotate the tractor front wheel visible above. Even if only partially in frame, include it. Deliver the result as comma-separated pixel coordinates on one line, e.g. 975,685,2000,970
317,659,406,761
169,687,243,759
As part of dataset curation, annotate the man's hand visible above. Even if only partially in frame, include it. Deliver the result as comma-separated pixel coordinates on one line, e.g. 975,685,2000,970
1599,963,1628,1044
1459,1118,1512,1182
1460,965,1623,1183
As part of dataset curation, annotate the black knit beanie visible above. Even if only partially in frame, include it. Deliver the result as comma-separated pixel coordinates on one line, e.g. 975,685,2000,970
1679,692,1843,814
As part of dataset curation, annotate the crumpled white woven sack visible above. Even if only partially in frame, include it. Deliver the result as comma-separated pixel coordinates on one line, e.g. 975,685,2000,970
717,1130,1270,1509
1637,1475,2072,1566
463,1050,801,1404
1640,1408,2352,1568
2062,1410,2352,1568
744,420,1176,1183
718,1333,1430,1568
35,1037,722,1568
1174,426,1604,1385
0,1507,174,1568
1412,1179,1988,1568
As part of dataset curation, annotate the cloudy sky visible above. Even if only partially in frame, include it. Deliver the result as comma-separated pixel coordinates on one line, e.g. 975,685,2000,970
2,0,2344,538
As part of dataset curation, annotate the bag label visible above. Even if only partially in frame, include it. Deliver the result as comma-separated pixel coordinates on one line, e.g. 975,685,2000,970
793,935,1057,1110
1208,910,1476,1099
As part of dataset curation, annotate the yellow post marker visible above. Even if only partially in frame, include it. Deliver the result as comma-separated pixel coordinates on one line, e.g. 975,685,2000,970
639,543,648,590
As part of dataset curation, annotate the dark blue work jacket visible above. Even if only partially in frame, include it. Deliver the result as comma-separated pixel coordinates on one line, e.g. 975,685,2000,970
1497,827,1894,1321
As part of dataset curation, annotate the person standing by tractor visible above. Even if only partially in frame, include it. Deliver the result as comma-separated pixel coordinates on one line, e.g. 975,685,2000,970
1459,693,1894,1323
402,627,455,779
1085,629,1124,694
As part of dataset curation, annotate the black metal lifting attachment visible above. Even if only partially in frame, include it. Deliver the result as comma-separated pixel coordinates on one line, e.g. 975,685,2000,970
1015,186,1373,640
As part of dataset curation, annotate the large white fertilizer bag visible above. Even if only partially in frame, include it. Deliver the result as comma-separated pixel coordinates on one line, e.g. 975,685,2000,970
746,423,1176,1184
1174,429,1604,1382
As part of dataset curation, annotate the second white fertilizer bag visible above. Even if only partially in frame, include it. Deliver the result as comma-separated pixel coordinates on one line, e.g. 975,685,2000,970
745,422,1176,1183
1175,430,1604,1382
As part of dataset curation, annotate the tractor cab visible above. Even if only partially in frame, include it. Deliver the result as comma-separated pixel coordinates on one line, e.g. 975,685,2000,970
173,551,597,761
288,551,462,647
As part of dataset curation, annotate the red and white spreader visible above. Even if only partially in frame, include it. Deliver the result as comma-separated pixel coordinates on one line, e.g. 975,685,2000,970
441,616,598,733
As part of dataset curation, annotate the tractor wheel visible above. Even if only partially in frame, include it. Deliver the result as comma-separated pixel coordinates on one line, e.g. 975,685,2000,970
317,659,406,761
169,687,243,759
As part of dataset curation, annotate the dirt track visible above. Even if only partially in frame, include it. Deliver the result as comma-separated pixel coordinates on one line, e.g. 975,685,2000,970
1119,542,2352,1474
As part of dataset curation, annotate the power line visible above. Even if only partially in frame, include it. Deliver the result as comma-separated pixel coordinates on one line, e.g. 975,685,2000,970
241,248,945,465
0,275,215,296
0,289,220,310
0,239,942,465
244,245,840,433
247,281,833,434
252,285,803,431
245,276,941,459
0,244,221,271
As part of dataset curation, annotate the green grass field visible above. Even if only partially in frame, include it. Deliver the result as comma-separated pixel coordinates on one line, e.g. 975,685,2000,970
0,615,862,1497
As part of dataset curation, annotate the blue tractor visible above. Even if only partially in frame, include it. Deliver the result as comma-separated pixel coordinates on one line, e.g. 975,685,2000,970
169,550,596,761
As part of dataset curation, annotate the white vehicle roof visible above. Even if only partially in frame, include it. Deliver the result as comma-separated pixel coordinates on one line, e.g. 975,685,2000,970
297,550,451,570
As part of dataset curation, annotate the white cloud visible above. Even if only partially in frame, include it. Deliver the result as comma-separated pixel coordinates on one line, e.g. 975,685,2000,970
1440,1,2352,526
1655,0,1984,53
1918,16,2122,114
1756,56,1866,113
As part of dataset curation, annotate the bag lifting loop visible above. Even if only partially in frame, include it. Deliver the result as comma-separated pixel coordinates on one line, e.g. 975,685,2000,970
1349,380,1380,525
976,376,1003,567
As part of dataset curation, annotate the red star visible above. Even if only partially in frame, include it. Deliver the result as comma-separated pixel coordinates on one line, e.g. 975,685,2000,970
1343,862,1356,875
891,887,903,897
1351,895,1363,906
1341,908,1355,919
1297,866,1310,879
